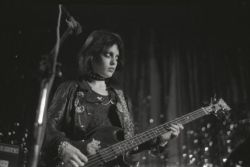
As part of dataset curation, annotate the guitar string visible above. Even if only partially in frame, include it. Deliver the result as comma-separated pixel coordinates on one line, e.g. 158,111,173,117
83,108,207,166
84,108,206,167
108,108,206,152
84,109,206,167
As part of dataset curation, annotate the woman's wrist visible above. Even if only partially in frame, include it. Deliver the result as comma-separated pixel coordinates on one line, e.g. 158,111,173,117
58,141,70,159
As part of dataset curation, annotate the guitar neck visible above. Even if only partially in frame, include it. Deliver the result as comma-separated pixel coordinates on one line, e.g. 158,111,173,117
108,107,208,155
85,99,230,166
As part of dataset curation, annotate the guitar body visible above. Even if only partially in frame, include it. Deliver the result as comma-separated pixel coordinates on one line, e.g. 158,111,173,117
85,126,138,167
86,126,124,148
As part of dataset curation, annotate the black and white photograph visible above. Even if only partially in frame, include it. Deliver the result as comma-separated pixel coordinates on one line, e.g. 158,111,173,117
1,1,250,167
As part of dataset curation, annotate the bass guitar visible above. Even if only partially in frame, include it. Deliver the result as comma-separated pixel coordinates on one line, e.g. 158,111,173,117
66,98,231,167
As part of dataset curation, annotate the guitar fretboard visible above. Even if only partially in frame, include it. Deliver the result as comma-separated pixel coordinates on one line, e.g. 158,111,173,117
84,99,230,167
102,107,208,157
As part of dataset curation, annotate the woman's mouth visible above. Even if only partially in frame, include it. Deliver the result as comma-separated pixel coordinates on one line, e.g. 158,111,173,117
108,68,115,72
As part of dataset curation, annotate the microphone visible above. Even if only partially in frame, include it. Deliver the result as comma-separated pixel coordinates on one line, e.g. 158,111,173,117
61,5,82,35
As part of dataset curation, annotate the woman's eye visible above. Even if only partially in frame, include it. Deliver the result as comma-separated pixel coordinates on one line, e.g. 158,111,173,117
104,53,111,57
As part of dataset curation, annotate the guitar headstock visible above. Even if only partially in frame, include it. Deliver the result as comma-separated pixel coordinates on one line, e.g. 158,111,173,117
203,98,231,117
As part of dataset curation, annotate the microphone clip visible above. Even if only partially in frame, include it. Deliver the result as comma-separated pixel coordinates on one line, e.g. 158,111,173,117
65,17,82,35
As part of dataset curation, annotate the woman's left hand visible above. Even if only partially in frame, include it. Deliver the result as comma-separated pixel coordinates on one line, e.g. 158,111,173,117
159,123,184,146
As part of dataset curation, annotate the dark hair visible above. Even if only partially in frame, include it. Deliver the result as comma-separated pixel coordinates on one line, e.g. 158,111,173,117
78,30,124,78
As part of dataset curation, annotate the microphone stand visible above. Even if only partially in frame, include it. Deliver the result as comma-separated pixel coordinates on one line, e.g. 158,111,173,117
28,5,81,167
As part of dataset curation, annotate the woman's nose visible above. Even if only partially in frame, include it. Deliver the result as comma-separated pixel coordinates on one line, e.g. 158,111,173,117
110,57,117,65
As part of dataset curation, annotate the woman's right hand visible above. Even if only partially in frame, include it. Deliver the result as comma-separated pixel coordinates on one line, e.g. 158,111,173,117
60,142,88,167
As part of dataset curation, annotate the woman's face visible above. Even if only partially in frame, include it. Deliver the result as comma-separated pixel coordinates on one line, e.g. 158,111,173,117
92,44,119,78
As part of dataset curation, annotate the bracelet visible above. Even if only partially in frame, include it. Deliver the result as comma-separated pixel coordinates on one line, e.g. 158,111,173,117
58,141,69,160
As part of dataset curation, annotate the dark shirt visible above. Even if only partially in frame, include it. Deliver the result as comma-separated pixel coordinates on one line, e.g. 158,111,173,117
74,83,122,134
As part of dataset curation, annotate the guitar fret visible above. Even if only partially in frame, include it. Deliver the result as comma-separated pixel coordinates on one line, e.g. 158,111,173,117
111,145,121,154
152,128,158,137
135,135,142,145
99,147,116,163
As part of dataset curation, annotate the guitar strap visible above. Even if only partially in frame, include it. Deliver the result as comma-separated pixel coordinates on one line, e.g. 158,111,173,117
114,89,135,140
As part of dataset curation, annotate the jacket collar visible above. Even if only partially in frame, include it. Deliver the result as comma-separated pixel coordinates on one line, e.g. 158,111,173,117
76,80,117,103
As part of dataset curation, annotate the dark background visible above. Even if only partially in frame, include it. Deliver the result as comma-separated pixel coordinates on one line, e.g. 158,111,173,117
1,0,249,126
1,0,250,166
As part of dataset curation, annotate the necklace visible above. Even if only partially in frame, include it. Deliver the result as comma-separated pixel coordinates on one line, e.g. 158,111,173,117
96,90,116,106
87,72,106,81
87,81,116,106
100,98,115,105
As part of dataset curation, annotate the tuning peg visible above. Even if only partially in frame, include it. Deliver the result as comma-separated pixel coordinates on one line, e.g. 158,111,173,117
210,94,217,104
